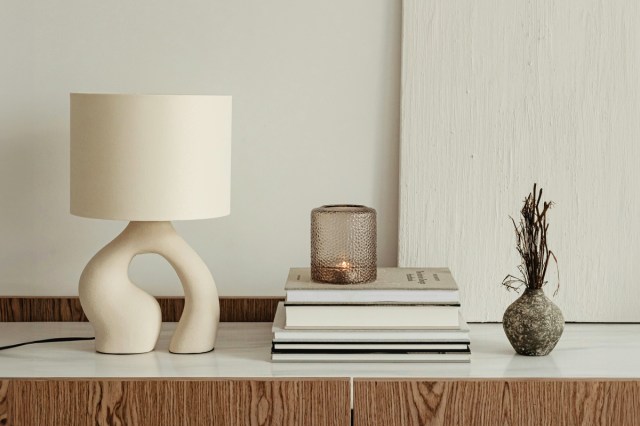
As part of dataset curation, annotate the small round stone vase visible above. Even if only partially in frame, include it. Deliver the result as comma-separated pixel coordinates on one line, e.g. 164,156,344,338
503,288,564,356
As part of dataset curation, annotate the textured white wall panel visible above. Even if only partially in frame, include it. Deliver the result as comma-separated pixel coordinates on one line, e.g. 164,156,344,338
400,0,640,321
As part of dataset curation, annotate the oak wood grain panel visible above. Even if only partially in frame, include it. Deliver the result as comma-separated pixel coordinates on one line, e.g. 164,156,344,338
157,297,185,323
0,297,283,322
9,380,184,426
300,380,351,426
0,298,87,322
219,297,282,323
185,379,350,426
0,381,7,426
354,379,640,426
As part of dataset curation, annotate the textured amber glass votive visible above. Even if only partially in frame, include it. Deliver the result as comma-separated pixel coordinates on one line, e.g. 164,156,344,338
311,205,377,284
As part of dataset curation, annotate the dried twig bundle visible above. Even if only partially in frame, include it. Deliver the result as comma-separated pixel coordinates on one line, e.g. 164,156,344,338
502,184,559,294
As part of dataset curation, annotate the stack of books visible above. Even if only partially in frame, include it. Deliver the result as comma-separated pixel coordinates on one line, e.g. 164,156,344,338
271,267,470,363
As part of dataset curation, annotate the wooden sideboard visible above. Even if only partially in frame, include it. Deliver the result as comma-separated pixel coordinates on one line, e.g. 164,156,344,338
0,297,639,425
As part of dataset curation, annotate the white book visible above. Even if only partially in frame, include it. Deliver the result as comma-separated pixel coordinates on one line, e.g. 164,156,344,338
272,303,470,342
285,267,459,304
284,303,460,329
272,342,469,351
271,352,471,363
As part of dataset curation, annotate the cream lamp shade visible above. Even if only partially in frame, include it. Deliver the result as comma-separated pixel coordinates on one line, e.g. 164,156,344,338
70,94,231,221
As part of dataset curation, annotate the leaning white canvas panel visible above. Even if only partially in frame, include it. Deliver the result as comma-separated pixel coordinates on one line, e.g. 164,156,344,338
399,0,640,321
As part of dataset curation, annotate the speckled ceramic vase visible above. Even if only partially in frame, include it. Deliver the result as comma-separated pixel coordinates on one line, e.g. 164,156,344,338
503,288,564,356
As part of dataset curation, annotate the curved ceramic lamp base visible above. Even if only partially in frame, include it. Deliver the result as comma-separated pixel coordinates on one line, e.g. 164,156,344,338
79,221,220,354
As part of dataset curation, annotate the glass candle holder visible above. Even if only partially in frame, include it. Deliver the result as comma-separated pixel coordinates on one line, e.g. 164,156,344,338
311,205,377,284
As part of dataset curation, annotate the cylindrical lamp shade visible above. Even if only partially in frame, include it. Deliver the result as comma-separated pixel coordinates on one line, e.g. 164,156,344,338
311,205,377,284
70,94,231,221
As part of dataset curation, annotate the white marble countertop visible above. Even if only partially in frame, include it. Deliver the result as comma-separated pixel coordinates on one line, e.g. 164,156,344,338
0,322,638,379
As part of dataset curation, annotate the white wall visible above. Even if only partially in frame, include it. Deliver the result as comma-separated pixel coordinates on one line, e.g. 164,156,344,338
400,0,640,321
0,1,400,296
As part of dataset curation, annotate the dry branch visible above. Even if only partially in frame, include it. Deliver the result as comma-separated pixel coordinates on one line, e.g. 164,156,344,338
502,184,559,295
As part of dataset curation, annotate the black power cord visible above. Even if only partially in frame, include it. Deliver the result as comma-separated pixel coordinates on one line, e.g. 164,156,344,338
0,337,95,351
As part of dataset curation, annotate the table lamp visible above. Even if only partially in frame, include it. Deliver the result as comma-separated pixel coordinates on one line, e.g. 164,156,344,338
70,94,231,354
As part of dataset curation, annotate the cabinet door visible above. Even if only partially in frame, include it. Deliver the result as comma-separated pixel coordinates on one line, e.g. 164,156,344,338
354,379,640,426
4,378,350,426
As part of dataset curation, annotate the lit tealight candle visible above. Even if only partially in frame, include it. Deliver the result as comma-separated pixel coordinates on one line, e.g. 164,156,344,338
329,260,358,283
